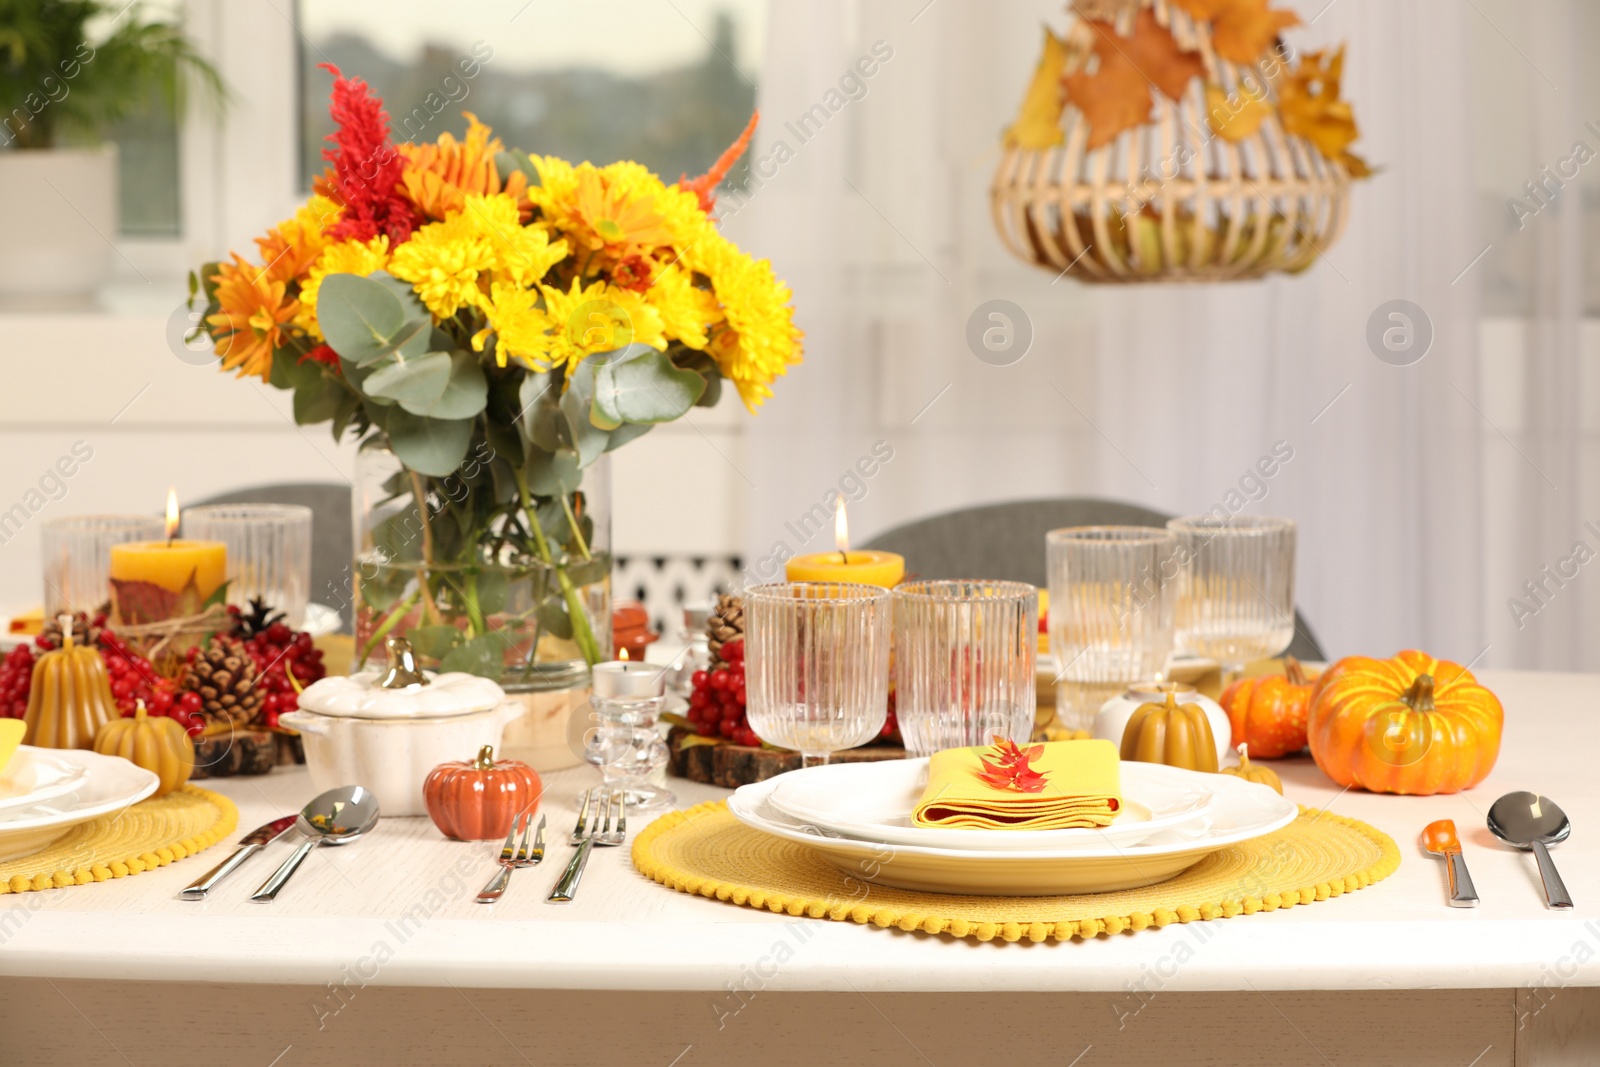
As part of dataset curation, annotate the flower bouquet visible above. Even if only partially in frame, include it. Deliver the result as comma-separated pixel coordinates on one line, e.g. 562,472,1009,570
189,66,801,687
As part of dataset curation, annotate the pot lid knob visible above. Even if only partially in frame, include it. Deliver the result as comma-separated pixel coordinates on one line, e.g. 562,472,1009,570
378,635,429,689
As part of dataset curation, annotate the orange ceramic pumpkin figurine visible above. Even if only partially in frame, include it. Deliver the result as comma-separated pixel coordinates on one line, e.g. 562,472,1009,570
424,745,543,841
1219,656,1314,758
1307,650,1504,795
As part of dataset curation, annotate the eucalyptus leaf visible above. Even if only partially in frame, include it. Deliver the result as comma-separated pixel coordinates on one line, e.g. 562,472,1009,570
523,446,581,495
604,421,654,453
440,634,505,678
536,596,574,639
293,375,344,425
473,568,510,616
365,351,452,409
593,347,706,424
561,358,612,466
406,624,465,660
401,351,487,420
694,367,723,408
385,408,474,477
341,357,393,405
318,273,432,367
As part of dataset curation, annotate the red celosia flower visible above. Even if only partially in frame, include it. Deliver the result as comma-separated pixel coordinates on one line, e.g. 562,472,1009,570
975,735,1049,793
319,64,421,245
300,343,340,368
678,110,758,216
611,253,654,293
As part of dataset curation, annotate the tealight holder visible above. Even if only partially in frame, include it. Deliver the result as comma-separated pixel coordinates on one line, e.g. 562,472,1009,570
579,660,674,810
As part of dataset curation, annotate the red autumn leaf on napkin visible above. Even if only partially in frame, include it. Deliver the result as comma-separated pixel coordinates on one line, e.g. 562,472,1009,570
976,736,1050,793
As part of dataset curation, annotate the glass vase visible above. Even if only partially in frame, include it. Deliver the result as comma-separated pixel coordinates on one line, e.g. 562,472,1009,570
350,444,611,692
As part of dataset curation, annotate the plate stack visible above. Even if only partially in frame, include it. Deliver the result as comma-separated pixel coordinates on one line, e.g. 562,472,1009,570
0,746,159,862
729,759,1297,896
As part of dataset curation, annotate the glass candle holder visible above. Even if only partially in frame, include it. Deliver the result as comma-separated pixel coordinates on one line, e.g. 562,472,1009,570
40,514,165,616
744,582,892,767
183,504,313,628
665,602,713,697
579,660,674,810
1166,515,1297,677
893,579,1038,757
1045,526,1177,732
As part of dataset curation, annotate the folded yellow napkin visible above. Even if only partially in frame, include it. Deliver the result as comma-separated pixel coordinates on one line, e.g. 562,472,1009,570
912,738,1122,830
0,719,30,799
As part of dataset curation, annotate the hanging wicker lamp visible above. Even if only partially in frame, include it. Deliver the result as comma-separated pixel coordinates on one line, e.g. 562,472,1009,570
991,0,1371,284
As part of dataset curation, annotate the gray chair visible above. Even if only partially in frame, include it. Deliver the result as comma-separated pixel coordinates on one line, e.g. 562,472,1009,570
862,497,1325,662
194,483,353,630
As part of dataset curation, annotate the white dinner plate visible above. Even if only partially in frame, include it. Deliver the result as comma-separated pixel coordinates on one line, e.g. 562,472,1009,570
0,746,89,817
0,749,159,862
768,758,1215,852
730,769,1297,896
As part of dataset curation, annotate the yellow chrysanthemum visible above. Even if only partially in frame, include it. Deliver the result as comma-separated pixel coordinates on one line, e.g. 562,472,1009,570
398,112,529,221
294,234,392,340
525,155,581,233
477,277,666,374
390,194,569,319
206,254,300,381
603,161,711,250
570,163,677,256
646,262,721,351
687,233,803,411
255,194,342,285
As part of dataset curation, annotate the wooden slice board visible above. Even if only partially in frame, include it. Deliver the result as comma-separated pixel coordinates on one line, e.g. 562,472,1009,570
667,726,906,789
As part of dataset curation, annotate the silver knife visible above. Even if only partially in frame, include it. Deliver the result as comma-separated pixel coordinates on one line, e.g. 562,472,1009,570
179,815,298,900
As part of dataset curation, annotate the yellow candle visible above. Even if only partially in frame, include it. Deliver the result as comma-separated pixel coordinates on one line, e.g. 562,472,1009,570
109,540,227,599
784,499,905,588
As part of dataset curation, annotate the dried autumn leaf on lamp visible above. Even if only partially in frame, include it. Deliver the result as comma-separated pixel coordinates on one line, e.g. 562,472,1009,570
1169,0,1300,65
1005,27,1071,149
976,735,1051,793
1205,82,1271,141
1063,9,1206,150
1279,46,1371,177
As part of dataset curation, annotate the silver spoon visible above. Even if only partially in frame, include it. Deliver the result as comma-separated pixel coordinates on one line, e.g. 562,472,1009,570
1488,791,1573,910
251,785,380,902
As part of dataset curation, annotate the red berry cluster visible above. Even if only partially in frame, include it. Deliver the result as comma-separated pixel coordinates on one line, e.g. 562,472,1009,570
686,639,759,747
0,645,33,719
880,687,899,743
243,622,325,730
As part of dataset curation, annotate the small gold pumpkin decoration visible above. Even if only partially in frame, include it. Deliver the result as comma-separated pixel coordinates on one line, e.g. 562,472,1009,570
94,699,194,796
1120,690,1219,772
1222,743,1283,795
22,616,120,749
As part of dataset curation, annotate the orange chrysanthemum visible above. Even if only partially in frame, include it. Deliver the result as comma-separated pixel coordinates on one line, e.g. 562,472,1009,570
398,112,529,221
254,195,341,285
206,254,299,381
572,166,676,256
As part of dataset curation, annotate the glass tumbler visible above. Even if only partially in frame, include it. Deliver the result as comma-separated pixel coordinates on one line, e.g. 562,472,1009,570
41,515,165,616
183,504,313,627
1166,515,1296,677
1045,526,1177,732
744,582,892,767
893,580,1037,757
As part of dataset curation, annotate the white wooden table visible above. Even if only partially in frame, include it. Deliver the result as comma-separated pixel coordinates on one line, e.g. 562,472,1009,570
5,668,1600,1066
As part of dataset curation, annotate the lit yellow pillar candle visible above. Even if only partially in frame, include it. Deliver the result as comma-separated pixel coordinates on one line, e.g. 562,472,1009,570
784,499,904,588
107,488,227,613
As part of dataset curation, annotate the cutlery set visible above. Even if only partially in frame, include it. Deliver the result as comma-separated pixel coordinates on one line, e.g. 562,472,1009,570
179,784,626,906
1420,792,1574,911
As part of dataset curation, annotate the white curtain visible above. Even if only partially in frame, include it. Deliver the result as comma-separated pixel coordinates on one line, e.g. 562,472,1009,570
733,0,1594,670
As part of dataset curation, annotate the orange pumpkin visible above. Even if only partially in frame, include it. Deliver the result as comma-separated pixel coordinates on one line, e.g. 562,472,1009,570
1307,650,1503,795
1219,656,1315,758
424,745,543,841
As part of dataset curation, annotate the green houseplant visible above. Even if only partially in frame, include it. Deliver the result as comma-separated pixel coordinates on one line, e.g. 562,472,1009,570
0,0,223,297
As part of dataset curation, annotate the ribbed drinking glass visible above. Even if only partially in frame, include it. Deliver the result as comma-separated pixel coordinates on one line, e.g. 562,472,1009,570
893,580,1037,757
183,504,313,628
1045,526,1176,732
744,582,891,768
40,514,165,616
1166,515,1296,677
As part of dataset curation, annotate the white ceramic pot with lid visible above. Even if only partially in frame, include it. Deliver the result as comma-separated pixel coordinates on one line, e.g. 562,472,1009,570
281,636,520,816
1093,681,1233,766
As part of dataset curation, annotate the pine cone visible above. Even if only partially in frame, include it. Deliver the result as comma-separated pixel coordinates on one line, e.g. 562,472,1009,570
38,608,110,651
706,593,744,666
182,636,263,729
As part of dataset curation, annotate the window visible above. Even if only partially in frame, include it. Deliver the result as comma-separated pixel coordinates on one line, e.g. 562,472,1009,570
295,0,763,193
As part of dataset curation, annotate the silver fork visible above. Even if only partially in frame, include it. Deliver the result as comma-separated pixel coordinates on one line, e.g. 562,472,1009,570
548,790,625,903
474,812,546,904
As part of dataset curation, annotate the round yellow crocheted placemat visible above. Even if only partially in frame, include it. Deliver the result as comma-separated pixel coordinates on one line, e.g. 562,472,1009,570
632,801,1399,943
0,784,238,894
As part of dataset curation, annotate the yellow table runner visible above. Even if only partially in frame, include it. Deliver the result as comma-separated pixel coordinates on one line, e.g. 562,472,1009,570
0,784,237,894
633,801,1399,943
